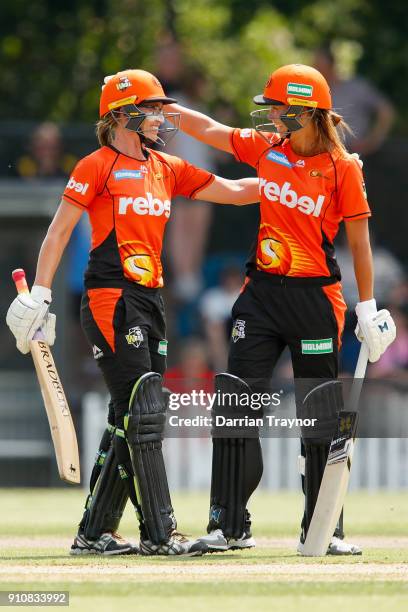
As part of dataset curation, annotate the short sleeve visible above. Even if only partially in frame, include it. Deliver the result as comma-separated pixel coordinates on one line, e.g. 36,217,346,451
230,128,278,167
166,156,215,199
338,158,371,221
63,155,103,209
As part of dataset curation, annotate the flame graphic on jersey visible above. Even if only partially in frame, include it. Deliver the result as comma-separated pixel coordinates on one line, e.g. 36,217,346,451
257,225,292,275
119,240,163,287
257,224,318,276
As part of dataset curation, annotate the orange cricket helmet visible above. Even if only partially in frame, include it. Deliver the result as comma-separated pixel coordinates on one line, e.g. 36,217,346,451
99,69,177,118
253,64,332,110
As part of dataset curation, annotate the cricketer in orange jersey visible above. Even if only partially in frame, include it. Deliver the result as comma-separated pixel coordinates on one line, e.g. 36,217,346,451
6,68,259,558
168,63,396,556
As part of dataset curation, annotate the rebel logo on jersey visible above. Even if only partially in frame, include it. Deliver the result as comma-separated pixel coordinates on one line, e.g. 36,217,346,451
118,193,171,218
66,176,89,195
259,179,325,217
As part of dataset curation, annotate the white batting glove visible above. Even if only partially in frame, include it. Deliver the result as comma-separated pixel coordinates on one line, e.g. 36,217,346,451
6,285,56,354
350,153,363,168
355,299,396,363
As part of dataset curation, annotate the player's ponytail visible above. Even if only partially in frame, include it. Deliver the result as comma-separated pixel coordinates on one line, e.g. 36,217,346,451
312,109,354,159
96,114,117,147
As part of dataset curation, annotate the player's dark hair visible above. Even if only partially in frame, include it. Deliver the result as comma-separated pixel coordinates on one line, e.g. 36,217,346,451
96,114,117,147
312,109,353,159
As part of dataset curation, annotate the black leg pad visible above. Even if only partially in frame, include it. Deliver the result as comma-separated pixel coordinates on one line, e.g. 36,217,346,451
125,372,175,544
207,373,263,539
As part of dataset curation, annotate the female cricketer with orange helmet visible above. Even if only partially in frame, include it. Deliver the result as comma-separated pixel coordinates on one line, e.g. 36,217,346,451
6,69,259,556
167,64,396,555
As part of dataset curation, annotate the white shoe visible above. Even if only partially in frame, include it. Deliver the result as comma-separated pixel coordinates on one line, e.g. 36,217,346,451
70,531,138,556
197,529,228,551
198,529,256,552
297,535,362,556
327,536,362,555
140,531,207,556
227,532,256,550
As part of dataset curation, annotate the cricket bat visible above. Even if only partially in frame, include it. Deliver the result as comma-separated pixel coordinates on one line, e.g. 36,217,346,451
12,269,80,484
301,341,369,556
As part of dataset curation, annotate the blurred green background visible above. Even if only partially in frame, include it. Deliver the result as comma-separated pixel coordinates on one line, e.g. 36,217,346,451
1,0,407,127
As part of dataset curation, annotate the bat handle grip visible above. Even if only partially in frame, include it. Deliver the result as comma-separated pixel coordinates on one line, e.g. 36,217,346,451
11,268,44,341
12,268,30,295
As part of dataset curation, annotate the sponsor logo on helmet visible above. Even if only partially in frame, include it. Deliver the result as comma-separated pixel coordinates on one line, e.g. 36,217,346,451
287,97,317,108
259,179,325,217
117,76,132,91
66,176,89,195
118,193,171,217
287,83,313,97
114,169,143,180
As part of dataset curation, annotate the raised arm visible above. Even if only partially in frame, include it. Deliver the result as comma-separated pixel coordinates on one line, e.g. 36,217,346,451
168,103,235,154
194,176,259,205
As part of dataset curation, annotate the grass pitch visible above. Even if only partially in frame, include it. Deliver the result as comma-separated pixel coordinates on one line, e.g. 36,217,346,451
1,489,408,611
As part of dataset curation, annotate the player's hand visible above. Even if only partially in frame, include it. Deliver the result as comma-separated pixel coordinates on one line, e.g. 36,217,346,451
350,153,363,168
6,285,55,354
355,299,396,363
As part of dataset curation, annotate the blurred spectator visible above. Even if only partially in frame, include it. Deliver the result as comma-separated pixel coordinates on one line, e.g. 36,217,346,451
335,231,405,309
165,337,213,388
313,47,395,156
16,121,76,179
157,37,216,302
199,265,243,371
369,304,408,379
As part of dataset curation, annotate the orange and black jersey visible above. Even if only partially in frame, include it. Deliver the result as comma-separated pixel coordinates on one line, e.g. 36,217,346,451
230,128,371,279
63,145,214,289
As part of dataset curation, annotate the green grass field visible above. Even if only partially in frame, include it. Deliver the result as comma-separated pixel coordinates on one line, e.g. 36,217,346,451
1,489,408,611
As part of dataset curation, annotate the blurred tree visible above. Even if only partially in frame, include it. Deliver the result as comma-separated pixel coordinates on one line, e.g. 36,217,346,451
0,0,405,130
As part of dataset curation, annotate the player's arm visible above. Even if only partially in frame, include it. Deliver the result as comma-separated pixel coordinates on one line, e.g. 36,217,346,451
168,103,234,154
345,218,396,362
344,218,373,302
6,199,83,354
35,199,83,287
194,176,259,205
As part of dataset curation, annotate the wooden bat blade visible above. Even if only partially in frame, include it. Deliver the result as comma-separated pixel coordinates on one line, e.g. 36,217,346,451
301,344,368,556
30,339,80,484
301,441,354,556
